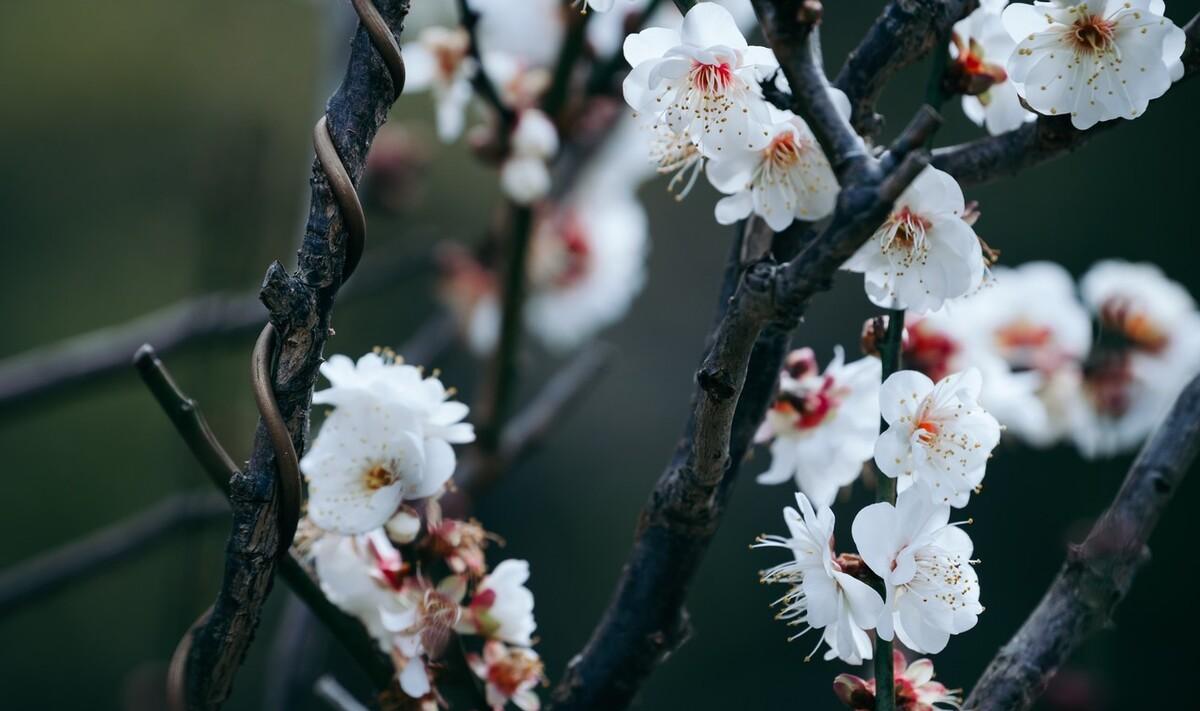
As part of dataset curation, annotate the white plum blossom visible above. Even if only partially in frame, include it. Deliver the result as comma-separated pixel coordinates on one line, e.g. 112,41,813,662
301,352,475,534
524,194,649,351
843,166,985,314
312,530,412,650
403,26,476,142
457,559,538,646
875,368,1002,508
852,488,983,655
951,0,1037,134
1069,260,1200,456
938,262,1092,447
622,2,777,156
754,493,885,664
707,104,841,230
754,347,881,506
467,0,565,68
468,641,545,711
1003,0,1186,130
501,109,560,205
438,192,648,354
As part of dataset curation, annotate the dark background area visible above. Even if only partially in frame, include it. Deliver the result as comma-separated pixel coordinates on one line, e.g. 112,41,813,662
1,1,1198,709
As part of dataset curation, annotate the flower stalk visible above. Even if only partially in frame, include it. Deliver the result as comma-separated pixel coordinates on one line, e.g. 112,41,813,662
873,307,904,711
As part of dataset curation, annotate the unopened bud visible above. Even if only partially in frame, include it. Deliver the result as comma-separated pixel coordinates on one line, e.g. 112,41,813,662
860,316,888,357
832,673,875,710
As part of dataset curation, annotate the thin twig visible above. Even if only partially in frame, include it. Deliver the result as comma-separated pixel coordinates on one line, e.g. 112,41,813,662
135,347,397,691
176,3,413,704
933,11,1200,186
833,0,975,139
473,206,534,454
0,244,431,417
0,492,227,618
964,373,1200,711
455,342,617,504
456,0,518,130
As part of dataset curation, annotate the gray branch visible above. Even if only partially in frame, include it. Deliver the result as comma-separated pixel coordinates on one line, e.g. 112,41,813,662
964,373,1200,710
834,0,975,139
0,243,431,418
550,4,941,705
181,2,413,707
0,492,227,618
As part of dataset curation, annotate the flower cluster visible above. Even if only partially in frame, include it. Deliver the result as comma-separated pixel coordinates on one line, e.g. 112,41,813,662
895,260,1200,458
755,488,983,662
622,2,843,231
303,351,544,707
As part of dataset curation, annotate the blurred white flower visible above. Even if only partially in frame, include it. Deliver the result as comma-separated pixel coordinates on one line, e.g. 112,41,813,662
936,262,1091,447
1069,260,1200,456
524,195,649,351
843,167,985,314
468,641,545,711
467,0,565,68
301,353,474,533
457,559,538,646
852,488,983,655
754,347,880,506
501,109,560,205
622,2,777,156
874,368,1001,508
403,26,476,141
1003,0,1185,129
707,104,841,230
951,0,1036,134
754,493,885,664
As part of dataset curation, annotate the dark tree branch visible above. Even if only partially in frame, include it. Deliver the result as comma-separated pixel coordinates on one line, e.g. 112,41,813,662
179,2,413,706
0,244,431,418
136,347,397,693
933,11,1200,186
834,0,975,139
752,0,870,180
0,492,227,618
964,373,1200,711
552,76,938,702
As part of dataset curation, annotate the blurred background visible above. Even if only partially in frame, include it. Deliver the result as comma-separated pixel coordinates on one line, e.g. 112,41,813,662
2,0,1198,709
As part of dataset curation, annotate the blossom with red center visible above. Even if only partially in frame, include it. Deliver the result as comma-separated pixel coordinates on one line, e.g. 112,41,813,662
843,167,985,314
468,641,545,711
755,347,881,506
455,559,537,646
1003,0,1186,130
834,650,963,710
623,2,778,156
948,0,1035,135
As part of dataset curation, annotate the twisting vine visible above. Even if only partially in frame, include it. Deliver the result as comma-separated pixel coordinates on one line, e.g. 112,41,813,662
161,2,408,709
